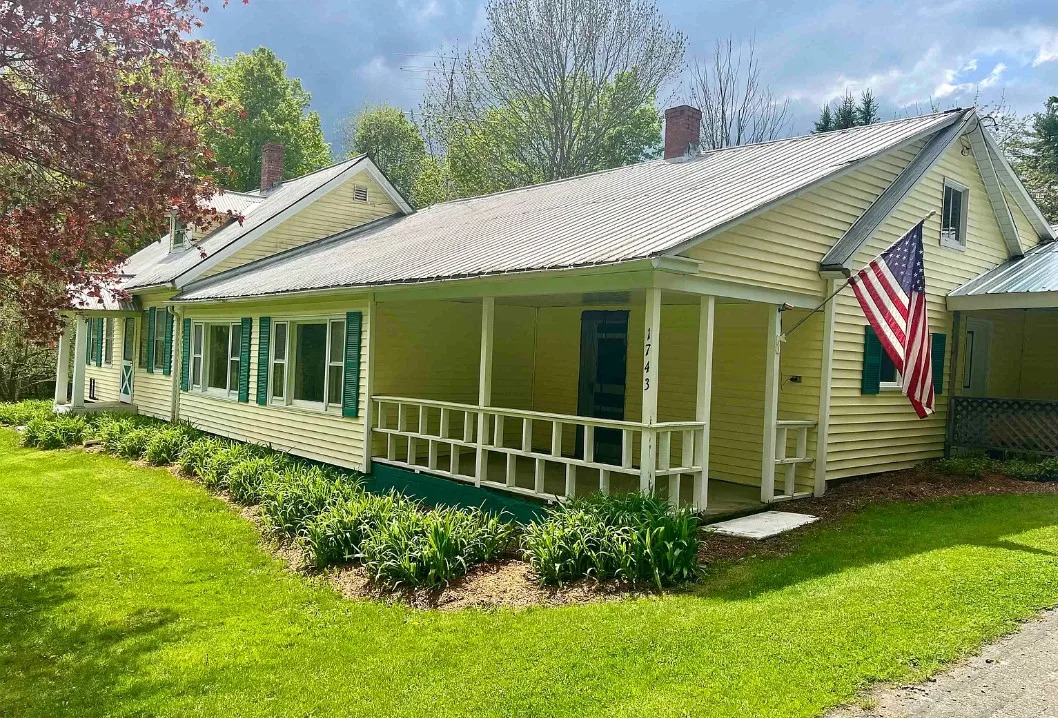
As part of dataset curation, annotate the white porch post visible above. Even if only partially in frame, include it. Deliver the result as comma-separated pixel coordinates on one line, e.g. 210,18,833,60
474,296,495,487
362,294,378,473
692,295,715,510
71,316,88,409
814,279,838,496
640,288,661,493
53,321,72,406
761,305,781,503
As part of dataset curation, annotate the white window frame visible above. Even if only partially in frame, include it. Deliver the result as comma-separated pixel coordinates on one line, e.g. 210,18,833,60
103,318,114,366
192,320,241,399
270,321,288,404
270,316,345,413
940,178,969,251
152,311,167,373
190,322,204,389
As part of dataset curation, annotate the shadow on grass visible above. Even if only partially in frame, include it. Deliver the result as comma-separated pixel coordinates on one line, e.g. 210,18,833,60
0,565,185,718
695,495,1058,601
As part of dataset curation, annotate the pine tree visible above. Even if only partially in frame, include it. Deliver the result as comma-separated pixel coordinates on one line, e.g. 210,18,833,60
834,91,858,129
1017,96,1058,221
814,104,834,133
857,90,880,125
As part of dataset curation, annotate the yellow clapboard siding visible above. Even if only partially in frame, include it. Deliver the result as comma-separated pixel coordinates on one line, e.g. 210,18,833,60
682,140,923,295
84,317,122,402
826,140,1015,481
178,296,371,470
205,173,398,277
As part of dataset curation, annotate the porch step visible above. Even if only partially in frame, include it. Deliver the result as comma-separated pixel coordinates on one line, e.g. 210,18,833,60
704,510,818,540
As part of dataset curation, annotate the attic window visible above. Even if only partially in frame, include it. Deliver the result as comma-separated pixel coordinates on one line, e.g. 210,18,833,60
353,184,369,202
941,179,968,250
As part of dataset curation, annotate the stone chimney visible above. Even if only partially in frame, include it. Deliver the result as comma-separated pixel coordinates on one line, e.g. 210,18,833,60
260,143,285,192
664,105,702,160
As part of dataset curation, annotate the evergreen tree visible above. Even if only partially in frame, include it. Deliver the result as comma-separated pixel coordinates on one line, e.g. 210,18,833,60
857,90,880,125
834,92,858,129
814,104,834,133
1016,96,1058,221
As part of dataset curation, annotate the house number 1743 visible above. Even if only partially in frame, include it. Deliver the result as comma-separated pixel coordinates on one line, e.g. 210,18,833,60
644,327,652,391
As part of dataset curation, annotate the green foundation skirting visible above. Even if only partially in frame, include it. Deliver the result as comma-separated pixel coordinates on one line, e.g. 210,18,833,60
364,463,548,523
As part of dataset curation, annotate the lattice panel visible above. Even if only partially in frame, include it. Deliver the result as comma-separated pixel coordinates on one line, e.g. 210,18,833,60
950,397,1058,455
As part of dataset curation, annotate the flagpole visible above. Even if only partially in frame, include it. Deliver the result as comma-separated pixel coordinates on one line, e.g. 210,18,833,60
779,210,937,342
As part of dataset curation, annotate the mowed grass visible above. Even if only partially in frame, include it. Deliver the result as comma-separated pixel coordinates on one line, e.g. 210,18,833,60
1,431,1057,718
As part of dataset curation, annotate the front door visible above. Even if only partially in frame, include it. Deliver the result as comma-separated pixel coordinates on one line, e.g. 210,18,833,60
120,317,135,403
576,310,629,464
963,318,992,397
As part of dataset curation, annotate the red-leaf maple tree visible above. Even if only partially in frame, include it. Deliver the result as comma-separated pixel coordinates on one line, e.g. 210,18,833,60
0,0,239,339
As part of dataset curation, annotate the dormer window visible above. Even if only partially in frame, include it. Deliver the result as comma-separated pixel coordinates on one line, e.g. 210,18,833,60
941,179,968,250
167,214,193,252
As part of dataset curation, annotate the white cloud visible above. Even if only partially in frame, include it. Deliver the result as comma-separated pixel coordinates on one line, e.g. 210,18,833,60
1034,30,1058,66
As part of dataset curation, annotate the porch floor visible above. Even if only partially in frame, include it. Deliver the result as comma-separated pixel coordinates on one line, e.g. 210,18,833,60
54,401,137,415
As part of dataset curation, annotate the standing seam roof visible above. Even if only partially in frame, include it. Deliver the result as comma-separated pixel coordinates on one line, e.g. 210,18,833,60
175,112,963,302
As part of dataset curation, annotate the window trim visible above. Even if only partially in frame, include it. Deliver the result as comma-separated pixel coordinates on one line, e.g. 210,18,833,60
189,320,242,400
270,316,345,414
103,318,114,366
191,322,204,389
270,321,288,404
151,311,167,373
940,178,969,251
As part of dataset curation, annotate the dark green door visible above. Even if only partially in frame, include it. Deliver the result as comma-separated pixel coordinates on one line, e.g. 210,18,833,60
576,310,629,464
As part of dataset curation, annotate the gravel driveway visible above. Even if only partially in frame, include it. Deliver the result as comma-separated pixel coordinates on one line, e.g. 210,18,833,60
827,609,1058,718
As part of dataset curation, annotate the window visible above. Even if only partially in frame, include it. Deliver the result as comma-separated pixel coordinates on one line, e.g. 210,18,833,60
152,311,167,372
139,312,149,368
191,323,204,388
879,349,900,388
271,322,288,401
941,179,968,249
271,318,345,410
103,318,114,365
85,319,97,365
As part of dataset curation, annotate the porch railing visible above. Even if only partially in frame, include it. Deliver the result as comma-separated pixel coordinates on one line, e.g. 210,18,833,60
371,396,707,505
766,419,816,502
949,396,1058,456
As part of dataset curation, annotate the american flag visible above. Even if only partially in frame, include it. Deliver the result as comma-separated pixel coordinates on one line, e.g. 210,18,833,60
849,221,934,418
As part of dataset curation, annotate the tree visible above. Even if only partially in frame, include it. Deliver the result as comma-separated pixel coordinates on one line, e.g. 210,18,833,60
0,0,228,338
0,303,56,401
207,47,332,191
422,0,685,191
339,105,427,204
1013,96,1058,222
815,90,881,132
687,38,789,149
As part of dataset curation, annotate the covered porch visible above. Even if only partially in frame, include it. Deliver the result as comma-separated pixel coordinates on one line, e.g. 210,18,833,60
367,278,824,512
53,311,140,414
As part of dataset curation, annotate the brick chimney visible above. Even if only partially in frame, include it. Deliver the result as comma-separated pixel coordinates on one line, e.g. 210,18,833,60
260,143,285,192
664,105,702,160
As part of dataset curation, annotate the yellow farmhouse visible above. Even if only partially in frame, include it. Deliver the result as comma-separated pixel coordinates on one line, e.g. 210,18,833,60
55,111,1058,514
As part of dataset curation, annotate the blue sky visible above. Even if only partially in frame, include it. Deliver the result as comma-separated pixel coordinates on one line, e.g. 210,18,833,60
199,0,1058,155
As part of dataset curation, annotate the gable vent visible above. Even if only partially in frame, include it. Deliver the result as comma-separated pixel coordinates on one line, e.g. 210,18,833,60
353,185,369,202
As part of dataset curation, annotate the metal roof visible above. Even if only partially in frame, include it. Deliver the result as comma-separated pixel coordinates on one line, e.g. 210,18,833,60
821,110,971,270
950,240,1058,298
176,111,962,302
122,156,368,290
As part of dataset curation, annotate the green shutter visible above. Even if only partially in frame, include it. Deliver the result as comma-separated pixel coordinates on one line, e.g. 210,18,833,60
162,310,174,376
94,318,104,367
180,318,192,392
931,333,946,396
342,311,363,418
238,317,252,403
146,308,156,373
861,325,882,395
256,317,271,405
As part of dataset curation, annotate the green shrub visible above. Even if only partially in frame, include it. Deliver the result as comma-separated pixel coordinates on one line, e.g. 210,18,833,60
117,427,155,459
19,417,49,447
361,504,515,588
227,455,289,505
1002,457,1058,482
522,493,699,589
261,466,362,536
94,416,137,454
200,443,257,489
0,400,53,426
306,491,411,567
178,437,226,477
932,455,995,479
144,427,194,465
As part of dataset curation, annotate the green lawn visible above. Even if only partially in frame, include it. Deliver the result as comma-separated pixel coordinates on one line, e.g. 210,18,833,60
2,430,1057,718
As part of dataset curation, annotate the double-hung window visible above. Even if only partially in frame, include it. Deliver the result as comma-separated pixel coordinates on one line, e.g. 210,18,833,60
201,321,241,397
190,323,204,389
139,312,149,368
270,317,345,411
103,318,114,366
152,312,167,373
941,179,968,249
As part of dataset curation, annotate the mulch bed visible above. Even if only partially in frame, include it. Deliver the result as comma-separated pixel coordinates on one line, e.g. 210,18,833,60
698,469,1058,568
